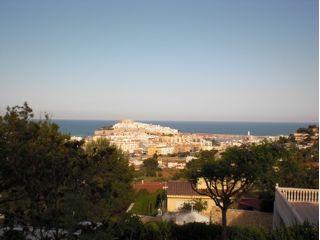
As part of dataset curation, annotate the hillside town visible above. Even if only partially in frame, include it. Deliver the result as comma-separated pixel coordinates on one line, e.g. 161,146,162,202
92,119,213,154
86,120,281,170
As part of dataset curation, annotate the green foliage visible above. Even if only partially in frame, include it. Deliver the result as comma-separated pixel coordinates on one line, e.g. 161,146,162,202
1,104,318,240
0,230,26,240
142,154,160,177
0,102,84,228
0,103,134,234
186,145,273,224
185,143,280,239
171,222,222,240
78,215,172,240
256,140,319,199
172,170,186,180
195,149,218,160
131,190,165,216
180,199,208,212
270,222,319,240
76,221,320,240
227,225,268,240
83,138,134,221
296,125,318,135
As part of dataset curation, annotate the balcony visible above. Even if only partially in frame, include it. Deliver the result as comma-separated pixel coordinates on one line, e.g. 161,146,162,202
273,184,319,229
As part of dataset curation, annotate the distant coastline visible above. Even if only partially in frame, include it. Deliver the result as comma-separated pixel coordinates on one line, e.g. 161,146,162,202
50,120,318,137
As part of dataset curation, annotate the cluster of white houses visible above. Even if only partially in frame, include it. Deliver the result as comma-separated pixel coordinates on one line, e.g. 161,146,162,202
92,120,214,156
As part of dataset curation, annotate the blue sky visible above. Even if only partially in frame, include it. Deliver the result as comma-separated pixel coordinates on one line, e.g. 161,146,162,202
0,0,318,121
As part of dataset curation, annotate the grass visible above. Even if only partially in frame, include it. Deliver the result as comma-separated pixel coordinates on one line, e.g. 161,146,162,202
130,189,165,216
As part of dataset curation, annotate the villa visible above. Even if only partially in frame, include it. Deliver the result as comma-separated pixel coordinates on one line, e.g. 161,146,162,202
166,181,214,214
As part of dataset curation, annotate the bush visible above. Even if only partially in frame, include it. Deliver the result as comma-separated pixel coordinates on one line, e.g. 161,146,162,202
131,189,165,216
227,225,268,240
2,217,317,240
179,199,208,212
259,191,275,213
0,230,26,240
270,222,318,240
171,222,221,240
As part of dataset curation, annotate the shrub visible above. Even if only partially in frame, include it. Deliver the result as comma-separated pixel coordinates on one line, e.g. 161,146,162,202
0,230,26,240
131,189,164,216
171,222,221,240
2,216,317,240
179,199,208,212
270,222,318,240
227,225,268,240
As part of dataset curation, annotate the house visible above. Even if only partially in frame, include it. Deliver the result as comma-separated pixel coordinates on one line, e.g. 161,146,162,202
166,181,215,214
166,179,242,213
273,184,319,229
147,145,175,156
166,181,274,228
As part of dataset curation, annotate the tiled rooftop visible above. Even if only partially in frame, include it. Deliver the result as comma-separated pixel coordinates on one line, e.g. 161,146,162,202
133,182,165,193
167,181,200,196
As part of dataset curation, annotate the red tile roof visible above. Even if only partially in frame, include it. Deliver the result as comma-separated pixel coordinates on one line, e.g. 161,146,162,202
133,182,165,193
167,181,200,196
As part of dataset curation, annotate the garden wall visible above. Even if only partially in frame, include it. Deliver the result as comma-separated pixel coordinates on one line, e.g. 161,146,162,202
209,206,273,230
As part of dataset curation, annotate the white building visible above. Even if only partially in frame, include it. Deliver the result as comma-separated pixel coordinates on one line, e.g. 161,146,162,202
273,184,319,229
158,146,175,155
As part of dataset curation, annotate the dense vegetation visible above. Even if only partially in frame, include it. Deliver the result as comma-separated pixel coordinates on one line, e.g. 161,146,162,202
130,189,165,216
52,217,320,240
0,103,134,239
1,214,318,240
184,130,319,239
0,103,318,240
185,144,279,239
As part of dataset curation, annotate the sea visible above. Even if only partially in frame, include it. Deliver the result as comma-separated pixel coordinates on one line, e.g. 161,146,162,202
51,120,318,137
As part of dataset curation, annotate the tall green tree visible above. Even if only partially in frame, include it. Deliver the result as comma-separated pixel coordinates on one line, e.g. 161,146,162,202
256,140,319,196
0,103,84,237
83,138,134,222
185,145,275,240
0,103,135,239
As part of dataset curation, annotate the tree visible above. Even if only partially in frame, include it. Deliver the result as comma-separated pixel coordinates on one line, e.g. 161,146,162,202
83,138,134,222
244,138,319,212
142,154,160,177
0,103,135,239
185,145,273,240
0,103,84,238
256,139,319,196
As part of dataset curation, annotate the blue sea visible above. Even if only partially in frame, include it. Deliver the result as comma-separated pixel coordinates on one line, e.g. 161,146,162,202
51,120,318,137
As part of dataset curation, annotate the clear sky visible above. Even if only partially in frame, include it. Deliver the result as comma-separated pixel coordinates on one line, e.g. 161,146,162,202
0,0,318,122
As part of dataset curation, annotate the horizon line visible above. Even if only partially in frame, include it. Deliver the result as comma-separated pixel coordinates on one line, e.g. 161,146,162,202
43,118,319,124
